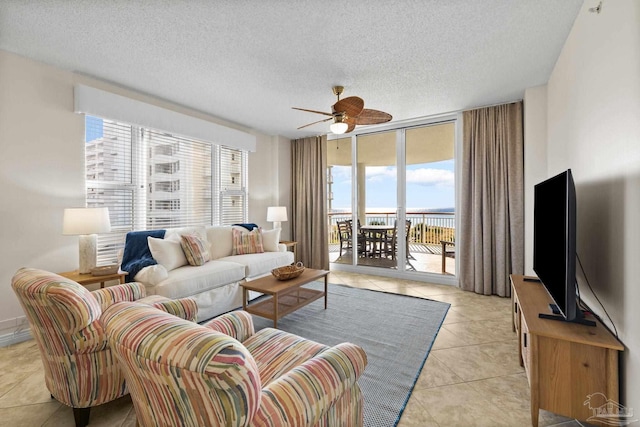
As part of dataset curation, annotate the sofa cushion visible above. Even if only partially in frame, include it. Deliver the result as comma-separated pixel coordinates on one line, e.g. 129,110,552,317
164,226,207,242
151,260,246,300
261,228,281,252
148,236,188,271
232,228,264,255
206,226,234,259
218,251,294,279
180,234,211,266
134,264,169,286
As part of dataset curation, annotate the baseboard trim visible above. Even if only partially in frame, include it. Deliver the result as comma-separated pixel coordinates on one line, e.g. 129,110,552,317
0,329,32,347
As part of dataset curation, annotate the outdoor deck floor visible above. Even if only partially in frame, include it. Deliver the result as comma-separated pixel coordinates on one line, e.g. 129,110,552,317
329,243,456,275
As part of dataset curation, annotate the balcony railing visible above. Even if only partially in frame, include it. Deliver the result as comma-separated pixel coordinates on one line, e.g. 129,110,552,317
328,212,455,246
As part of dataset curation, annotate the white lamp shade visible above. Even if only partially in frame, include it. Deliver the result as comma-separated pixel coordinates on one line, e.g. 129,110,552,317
63,208,111,235
266,206,288,222
330,122,349,134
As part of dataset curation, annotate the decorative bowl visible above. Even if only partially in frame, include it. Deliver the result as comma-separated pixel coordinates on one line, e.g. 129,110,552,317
271,262,305,280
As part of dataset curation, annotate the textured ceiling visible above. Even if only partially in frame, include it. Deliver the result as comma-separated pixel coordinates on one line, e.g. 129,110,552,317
0,0,583,139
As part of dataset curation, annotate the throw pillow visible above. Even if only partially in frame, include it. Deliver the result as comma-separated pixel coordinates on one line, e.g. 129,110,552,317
206,226,234,259
232,228,264,255
147,236,188,271
261,228,281,252
134,264,169,286
180,233,211,266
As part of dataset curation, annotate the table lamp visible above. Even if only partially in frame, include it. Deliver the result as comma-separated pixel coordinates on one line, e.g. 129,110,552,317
63,207,111,274
266,206,287,230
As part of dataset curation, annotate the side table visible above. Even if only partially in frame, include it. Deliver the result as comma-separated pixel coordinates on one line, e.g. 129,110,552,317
58,270,127,289
279,240,298,262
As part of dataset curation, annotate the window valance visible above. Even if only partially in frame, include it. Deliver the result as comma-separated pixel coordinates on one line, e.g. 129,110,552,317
74,84,256,152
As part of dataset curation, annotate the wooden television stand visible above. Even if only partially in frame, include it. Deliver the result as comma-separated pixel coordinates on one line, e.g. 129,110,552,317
510,274,623,426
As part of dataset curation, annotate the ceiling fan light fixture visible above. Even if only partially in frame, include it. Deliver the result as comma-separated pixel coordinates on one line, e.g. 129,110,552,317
330,114,349,134
330,121,349,134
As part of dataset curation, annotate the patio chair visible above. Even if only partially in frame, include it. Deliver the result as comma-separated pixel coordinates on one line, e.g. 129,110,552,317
338,219,366,257
384,220,412,261
441,240,455,274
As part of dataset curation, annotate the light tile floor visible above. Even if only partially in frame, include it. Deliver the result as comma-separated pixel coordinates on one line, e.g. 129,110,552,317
0,271,589,426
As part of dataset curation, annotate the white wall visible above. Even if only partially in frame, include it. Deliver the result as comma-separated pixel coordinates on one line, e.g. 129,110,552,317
0,50,287,339
247,133,292,239
523,85,548,275
544,0,640,411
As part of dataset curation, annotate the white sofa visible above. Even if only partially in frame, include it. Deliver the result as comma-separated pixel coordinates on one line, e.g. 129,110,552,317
128,225,294,321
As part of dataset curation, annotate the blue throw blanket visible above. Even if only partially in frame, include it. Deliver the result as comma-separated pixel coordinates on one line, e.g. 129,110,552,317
232,223,259,231
120,230,165,282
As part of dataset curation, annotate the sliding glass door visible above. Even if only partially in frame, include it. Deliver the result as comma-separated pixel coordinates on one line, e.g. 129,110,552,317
356,131,397,269
328,117,457,280
404,123,456,275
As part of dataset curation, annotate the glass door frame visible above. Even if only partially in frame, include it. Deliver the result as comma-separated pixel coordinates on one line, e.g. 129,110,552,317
330,112,461,286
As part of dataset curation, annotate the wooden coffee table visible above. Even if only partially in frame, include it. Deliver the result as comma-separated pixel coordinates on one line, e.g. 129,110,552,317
241,268,329,328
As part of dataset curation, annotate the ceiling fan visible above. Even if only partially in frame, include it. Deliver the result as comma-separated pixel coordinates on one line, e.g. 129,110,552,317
292,86,392,134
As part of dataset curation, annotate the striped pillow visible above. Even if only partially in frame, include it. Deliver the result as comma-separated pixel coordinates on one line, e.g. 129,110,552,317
232,228,264,255
180,234,211,266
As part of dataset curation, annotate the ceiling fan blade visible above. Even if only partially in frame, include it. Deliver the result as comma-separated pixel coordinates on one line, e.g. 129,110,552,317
354,109,392,125
292,107,333,117
297,117,333,130
333,96,364,118
345,122,356,133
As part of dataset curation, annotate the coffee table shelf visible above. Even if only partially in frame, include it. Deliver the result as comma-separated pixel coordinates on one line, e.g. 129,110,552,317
241,268,329,328
246,288,324,319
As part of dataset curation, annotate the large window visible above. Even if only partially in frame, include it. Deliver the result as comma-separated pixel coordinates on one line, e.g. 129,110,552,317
85,116,248,265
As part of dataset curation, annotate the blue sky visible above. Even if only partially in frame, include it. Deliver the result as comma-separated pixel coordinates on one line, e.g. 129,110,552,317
331,159,455,211
85,116,103,142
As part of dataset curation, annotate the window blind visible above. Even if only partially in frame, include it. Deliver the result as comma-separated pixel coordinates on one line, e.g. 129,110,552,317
85,118,135,265
85,115,247,265
145,129,212,229
215,146,248,225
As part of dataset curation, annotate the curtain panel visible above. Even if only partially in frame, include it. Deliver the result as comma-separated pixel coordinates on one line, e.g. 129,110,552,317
460,102,524,297
291,136,329,270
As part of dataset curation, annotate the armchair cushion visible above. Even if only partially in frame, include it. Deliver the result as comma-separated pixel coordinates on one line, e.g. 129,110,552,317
204,309,255,343
91,282,146,312
45,278,102,334
151,297,198,322
256,343,367,426
242,327,327,385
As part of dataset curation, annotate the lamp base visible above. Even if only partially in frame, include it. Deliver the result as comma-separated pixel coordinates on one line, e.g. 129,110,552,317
78,234,97,274
273,221,281,230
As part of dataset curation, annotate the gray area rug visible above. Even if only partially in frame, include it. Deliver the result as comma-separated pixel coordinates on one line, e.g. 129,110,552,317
250,282,450,427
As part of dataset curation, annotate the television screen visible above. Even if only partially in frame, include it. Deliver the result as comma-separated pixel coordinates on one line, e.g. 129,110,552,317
533,169,577,321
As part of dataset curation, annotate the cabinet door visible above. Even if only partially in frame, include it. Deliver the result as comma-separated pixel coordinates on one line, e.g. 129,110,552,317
520,317,531,383
513,297,521,334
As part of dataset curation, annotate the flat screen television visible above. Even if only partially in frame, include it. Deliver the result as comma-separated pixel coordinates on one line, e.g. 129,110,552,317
533,169,593,326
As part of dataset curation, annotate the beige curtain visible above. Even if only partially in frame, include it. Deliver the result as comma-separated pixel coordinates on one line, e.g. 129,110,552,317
291,136,329,270
459,102,524,297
